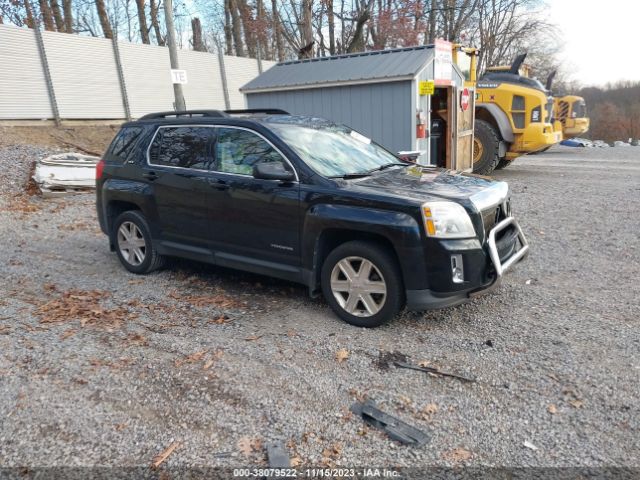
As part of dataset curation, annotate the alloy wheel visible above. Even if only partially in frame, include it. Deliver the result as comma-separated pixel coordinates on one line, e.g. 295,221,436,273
117,221,146,266
330,256,387,317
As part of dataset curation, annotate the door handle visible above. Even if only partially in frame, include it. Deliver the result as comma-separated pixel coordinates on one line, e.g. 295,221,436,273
143,171,158,181
208,178,229,191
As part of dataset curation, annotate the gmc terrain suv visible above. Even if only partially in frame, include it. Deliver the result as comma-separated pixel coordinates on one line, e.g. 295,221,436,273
96,109,528,327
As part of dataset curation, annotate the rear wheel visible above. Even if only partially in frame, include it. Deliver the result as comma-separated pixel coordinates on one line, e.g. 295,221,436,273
321,241,404,328
113,210,164,274
472,119,500,175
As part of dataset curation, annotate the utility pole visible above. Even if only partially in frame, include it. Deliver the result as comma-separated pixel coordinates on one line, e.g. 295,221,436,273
164,0,186,111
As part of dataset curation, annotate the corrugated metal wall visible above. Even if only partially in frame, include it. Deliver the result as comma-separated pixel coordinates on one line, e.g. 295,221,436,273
246,81,413,154
0,26,53,119
0,24,275,120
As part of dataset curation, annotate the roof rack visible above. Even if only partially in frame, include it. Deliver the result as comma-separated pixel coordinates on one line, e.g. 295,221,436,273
224,109,289,115
139,110,228,120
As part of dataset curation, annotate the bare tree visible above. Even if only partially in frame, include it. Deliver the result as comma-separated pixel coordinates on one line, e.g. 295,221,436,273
63,0,72,32
149,0,164,45
191,16,206,51
94,0,113,38
135,0,150,43
38,0,56,30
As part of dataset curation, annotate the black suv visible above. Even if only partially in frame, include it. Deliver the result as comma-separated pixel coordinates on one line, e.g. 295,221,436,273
96,110,528,327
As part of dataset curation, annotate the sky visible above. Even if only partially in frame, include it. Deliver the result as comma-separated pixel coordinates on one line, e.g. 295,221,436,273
549,0,640,86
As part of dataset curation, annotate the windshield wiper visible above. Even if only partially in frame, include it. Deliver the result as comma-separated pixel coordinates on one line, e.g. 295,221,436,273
367,162,410,173
329,172,372,179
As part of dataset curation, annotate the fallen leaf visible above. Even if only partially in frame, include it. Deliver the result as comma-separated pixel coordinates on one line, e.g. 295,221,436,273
569,399,584,409
151,441,180,469
422,403,438,416
547,404,557,414
60,329,76,340
115,423,127,431
336,349,349,363
244,335,262,341
290,456,302,467
203,359,215,370
523,440,538,451
237,437,261,457
418,360,432,368
442,447,472,462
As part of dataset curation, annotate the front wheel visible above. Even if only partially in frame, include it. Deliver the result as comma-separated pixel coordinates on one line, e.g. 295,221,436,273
321,241,405,328
494,158,514,170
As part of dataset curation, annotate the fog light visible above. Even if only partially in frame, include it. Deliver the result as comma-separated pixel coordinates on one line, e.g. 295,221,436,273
451,254,464,284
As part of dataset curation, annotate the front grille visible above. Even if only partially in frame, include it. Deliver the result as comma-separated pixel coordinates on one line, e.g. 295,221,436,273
481,201,510,234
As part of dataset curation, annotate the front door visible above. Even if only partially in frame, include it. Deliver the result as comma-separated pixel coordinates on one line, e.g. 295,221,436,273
144,126,215,252
207,126,301,269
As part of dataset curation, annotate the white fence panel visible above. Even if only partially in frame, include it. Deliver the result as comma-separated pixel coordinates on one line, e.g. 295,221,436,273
0,25,53,119
178,50,226,110
43,31,124,119
224,55,263,109
119,42,175,118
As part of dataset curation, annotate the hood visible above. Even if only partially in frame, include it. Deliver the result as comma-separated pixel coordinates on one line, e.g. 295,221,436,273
345,166,509,211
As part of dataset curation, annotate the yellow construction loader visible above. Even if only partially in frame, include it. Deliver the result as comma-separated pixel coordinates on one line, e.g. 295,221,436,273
452,47,561,174
554,95,590,139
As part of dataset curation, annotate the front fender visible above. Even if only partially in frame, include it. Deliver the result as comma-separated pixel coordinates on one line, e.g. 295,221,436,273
302,204,430,291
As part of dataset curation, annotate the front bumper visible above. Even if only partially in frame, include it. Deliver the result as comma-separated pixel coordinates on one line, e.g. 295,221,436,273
406,217,529,310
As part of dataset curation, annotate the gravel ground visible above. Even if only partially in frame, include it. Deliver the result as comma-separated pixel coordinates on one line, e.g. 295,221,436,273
0,143,639,473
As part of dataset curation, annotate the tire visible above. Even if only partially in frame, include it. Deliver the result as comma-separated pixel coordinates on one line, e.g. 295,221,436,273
472,119,501,175
495,158,514,170
112,210,164,274
321,241,405,328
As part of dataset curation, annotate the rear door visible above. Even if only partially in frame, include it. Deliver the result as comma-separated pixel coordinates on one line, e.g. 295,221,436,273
143,126,215,252
206,126,301,269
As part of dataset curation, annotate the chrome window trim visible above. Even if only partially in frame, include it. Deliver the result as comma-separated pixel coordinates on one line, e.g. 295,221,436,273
145,124,300,182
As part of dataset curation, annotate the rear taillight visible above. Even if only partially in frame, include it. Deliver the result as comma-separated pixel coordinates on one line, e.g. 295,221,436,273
96,159,105,180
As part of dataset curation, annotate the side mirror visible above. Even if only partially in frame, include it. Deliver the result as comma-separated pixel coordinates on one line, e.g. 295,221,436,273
253,162,295,181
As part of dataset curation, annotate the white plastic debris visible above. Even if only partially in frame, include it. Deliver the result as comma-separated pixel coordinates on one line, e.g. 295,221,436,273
523,440,538,451
33,152,100,196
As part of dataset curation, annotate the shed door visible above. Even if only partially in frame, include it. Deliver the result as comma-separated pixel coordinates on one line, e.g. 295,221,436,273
453,87,475,172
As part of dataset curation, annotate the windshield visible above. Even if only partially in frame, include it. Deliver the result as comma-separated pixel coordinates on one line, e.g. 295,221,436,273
455,50,472,81
268,121,400,177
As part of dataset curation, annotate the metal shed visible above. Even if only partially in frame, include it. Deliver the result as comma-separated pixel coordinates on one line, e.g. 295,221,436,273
241,42,475,170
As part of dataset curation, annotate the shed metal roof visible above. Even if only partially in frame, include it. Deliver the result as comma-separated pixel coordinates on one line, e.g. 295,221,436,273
241,45,436,93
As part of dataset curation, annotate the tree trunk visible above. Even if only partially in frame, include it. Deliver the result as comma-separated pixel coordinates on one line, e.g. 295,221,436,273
300,0,313,57
191,17,206,51
38,0,55,31
94,0,113,38
224,0,233,54
271,0,284,61
327,0,335,55
24,0,36,28
150,0,164,45
237,0,256,57
50,0,64,31
426,0,437,44
229,0,245,56
62,0,72,32
135,0,149,43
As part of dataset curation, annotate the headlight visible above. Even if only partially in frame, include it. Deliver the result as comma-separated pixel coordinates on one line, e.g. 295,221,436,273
421,201,476,238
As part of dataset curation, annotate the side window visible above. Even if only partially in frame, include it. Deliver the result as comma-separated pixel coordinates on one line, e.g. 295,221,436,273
109,127,143,163
149,127,213,170
214,128,287,175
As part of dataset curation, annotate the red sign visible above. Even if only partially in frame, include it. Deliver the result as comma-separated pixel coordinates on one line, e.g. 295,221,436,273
460,88,470,111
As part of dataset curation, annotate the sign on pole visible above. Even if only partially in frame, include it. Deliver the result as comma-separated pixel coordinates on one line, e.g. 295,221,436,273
170,69,188,85
434,39,453,84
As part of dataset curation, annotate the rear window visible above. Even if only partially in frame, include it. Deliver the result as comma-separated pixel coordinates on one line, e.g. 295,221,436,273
109,126,143,163
148,126,215,170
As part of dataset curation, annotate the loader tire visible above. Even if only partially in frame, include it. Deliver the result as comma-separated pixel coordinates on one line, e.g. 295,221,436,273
472,119,500,175
495,158,514,170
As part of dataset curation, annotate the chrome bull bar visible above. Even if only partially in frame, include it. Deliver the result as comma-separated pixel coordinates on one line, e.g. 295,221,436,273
487,217,529,277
